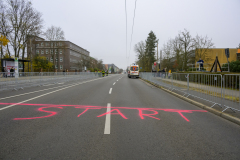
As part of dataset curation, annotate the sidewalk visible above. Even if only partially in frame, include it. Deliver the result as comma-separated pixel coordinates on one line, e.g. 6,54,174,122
155,77,239,97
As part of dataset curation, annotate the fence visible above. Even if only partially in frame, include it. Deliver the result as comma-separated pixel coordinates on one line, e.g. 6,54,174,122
140,72,240,112
0,72,103,91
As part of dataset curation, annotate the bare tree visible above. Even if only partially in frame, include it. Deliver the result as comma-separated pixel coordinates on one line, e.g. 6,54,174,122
178,29,195,70
171,36,183,70
6,0,43,58
20,7,43,59
134,41,145,70
161,40,173,70
97,59,103,70
77,55,90,71
193,34,214,63
44,26,65,71
0,0,12,58
44,26,65,41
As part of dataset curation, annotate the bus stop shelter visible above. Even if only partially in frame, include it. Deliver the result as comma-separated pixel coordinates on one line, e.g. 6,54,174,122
1,58,30,76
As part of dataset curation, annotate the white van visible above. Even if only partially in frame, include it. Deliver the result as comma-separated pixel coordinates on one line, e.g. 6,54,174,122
128,64,139,78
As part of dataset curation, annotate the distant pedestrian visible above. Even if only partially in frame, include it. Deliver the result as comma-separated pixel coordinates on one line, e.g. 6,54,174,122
2,67,4,77
168,69,171,79
197,58,204,71
10,67,14,77
4,67,7,78
162,68,165,78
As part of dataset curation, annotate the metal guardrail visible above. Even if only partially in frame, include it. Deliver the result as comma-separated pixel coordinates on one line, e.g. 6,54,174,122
0,72,103,91
140,72,240,112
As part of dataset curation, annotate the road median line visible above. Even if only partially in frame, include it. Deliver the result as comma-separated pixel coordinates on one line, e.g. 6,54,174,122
140,78,240,126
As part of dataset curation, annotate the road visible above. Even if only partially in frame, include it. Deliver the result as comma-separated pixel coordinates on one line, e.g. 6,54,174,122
0,74,240,160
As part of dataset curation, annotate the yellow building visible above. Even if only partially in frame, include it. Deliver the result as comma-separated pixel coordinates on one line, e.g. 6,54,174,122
195,48,239,71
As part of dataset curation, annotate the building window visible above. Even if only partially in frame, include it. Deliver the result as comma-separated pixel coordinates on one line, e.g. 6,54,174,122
41,42,44,46
56,58,58,62
46,57,49,61
56,43,59,46
46,50,49,54
59,42,62,46
55,65,58,69
55,49,57,54
50,50,53,54
36,50,39,54
60,57,63,62
41,50,44,54
60,65,63,70
60,49,62,54
50,57,53,62
51,43,53,47
36,44,39,47
46,42,49,46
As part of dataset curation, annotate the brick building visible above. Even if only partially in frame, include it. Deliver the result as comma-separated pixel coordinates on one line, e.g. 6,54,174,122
27,36,90,71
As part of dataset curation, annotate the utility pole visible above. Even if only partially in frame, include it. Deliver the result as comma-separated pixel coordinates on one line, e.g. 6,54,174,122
160,50,162,70
156,41,159,72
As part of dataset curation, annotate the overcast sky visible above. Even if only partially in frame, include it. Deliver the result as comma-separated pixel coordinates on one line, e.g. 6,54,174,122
32,0,240,69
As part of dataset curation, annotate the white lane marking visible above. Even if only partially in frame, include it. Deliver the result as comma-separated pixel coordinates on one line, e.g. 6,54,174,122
104,103,111,134
43,84,57,86
0,77,103,100
0,78,104,111
109,88,112,94
117,80,118,81
113,82,116,85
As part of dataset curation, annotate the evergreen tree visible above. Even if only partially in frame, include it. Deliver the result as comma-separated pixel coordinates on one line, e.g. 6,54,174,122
145,31,157,71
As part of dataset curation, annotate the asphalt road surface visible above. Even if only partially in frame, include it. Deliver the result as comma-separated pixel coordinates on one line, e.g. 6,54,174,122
0,74,240,160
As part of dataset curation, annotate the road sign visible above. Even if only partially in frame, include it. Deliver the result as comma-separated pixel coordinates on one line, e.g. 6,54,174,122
154,62,157,66
140,67,142,69
225,48,229,58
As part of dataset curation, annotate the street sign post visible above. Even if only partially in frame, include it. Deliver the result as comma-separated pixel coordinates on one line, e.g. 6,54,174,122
225,48,230,72
14,57,19,78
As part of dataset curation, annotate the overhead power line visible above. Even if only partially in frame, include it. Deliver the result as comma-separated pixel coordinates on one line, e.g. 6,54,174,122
128,0,137,60
125,0,128,59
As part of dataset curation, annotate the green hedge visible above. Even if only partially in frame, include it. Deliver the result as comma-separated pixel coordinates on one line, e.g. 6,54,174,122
222,60,240,72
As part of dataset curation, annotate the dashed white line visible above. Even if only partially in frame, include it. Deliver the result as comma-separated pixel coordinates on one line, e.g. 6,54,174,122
104,103,111,134
113,82,116,85
109,88,112,94
43,84,56,86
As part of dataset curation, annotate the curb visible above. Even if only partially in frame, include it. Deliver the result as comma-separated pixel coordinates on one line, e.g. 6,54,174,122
140,78,240,126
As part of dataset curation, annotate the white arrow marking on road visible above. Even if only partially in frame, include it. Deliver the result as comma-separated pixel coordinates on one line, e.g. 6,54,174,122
109,88,112,94
104,103,111,134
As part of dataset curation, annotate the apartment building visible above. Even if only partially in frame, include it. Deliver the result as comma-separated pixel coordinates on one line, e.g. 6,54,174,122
27,36,90,71
106,64,120,73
